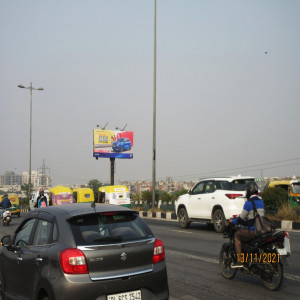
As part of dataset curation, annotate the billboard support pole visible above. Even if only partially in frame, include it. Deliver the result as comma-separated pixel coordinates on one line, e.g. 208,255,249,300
110,158,115,185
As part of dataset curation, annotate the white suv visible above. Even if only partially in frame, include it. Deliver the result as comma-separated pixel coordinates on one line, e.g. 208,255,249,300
175,176,256,233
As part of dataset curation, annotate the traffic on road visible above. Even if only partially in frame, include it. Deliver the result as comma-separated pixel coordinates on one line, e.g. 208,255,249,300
1,210,299,299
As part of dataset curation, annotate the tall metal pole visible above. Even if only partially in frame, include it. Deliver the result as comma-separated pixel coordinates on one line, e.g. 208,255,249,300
18,83,44,204
152,0,157,209
29,82,33,202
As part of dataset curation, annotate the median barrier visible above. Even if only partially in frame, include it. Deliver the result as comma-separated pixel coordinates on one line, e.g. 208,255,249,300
138,211,300,230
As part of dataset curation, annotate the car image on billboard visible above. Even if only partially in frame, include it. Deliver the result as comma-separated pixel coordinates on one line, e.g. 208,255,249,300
112,138,131,152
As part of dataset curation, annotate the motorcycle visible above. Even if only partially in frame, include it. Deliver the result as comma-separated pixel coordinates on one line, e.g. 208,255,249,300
219,223,291,291
2,208,12,226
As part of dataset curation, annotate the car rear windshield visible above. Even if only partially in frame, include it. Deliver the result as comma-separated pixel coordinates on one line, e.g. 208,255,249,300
69,212,154,246
216,179,255,191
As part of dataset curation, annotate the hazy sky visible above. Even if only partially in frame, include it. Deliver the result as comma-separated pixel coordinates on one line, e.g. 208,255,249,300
1,0,300,185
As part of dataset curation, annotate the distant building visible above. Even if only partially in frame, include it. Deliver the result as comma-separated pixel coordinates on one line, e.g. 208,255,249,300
22,171,51,188
0,171,22,186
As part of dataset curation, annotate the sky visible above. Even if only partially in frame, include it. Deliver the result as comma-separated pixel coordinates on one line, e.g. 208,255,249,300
1,0,300,186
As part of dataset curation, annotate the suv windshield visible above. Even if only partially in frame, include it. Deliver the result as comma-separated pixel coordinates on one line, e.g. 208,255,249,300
69,212,154,245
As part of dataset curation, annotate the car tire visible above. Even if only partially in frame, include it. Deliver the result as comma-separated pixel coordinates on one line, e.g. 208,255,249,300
178,208,190,229
213,209,226,233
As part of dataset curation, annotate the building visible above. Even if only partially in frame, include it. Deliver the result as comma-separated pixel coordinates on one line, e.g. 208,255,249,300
22,171,51,188
0,171,22,186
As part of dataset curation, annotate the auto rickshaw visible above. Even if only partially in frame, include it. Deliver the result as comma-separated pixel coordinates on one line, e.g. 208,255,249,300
73,188,95,203
48,186,74,206
98,185,131,208
5,193,20,217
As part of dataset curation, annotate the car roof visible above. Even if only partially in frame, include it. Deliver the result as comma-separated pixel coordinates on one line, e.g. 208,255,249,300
198,176,255,182
28,203,133,219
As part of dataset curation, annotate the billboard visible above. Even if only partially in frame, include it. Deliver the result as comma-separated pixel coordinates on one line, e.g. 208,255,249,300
93,129,133,159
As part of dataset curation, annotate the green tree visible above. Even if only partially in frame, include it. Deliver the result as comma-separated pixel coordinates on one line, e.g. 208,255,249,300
142,190,159,205
171,189,188,202
88,179,102,200
21,183,34,199
160,191,172,204
261,187,288,210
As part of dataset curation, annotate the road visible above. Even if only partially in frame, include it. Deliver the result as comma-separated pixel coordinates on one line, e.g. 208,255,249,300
143,218,300,300
1,213,299,300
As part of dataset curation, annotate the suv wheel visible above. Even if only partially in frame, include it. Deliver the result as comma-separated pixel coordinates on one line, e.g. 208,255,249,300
178,208,190,229
213,209,226,233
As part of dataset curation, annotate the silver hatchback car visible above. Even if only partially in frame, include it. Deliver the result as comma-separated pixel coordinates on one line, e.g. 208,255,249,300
0,204,169,300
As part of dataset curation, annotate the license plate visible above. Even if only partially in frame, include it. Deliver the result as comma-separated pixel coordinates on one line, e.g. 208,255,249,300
107,290,141,300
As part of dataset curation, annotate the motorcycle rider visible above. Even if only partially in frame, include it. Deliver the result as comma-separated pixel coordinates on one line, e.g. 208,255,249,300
230,181,265,268
34,188,48,208
0,194,12,218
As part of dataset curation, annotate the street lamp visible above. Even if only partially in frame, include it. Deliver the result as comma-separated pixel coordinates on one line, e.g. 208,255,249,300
152,0,157,208
18,82,44,204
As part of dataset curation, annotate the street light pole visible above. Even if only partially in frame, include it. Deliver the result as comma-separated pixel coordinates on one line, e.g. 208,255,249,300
18,82,44,204
152,0,157,209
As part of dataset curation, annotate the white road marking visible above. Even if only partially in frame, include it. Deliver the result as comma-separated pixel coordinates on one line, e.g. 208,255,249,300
170,230,193,234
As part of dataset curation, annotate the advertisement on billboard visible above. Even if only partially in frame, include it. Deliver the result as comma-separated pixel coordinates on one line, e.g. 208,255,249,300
93,129,134,159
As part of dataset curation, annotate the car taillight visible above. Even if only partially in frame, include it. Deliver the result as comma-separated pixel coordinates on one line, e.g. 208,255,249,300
225,194,243,199
285,231,290,238
59,248,88,274
153,238,165,264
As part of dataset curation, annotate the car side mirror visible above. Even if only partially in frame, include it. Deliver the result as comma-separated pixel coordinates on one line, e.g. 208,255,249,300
188,189,192,195
1,235,11,248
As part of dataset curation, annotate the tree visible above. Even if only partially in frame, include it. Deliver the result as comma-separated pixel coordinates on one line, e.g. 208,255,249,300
142,190,159,205
160,191,172,204
21,183,34,199
171,189,188,202
261,187,288,210
88,179,102,200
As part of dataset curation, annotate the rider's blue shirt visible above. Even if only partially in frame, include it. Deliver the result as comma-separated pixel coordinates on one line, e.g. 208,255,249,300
232,195,265,231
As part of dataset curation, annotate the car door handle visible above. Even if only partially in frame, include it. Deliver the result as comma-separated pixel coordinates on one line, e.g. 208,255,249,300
197,198,201,200
36,258,43,262
17,257,22,261
212,197,215,199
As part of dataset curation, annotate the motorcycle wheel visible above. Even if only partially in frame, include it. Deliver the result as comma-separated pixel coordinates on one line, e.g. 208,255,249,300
219,246,237,279
262,262,283,291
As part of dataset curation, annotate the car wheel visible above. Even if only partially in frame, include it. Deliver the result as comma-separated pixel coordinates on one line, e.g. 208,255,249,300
213,209,226,233
178,208,190,229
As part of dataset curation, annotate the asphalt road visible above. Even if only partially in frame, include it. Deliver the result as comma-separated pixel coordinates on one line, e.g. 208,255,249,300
143,218,300,300
1,213,299,300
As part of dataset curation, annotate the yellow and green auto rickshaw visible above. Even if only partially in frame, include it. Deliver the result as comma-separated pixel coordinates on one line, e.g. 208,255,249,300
73,188,95,203
48,186,74,206
5,193,21,217
268,180,300,208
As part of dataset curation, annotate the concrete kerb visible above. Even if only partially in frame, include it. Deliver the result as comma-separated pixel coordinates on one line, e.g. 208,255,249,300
138,211,300,230
139,211,177,221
